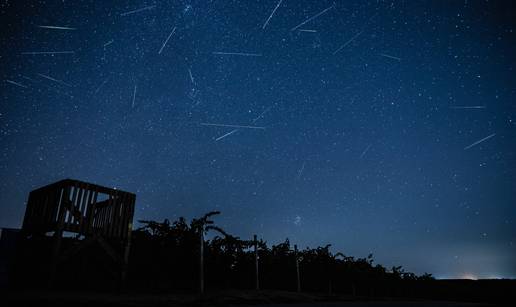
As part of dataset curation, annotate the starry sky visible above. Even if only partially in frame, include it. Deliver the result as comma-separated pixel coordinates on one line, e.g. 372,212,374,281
1,0,515,279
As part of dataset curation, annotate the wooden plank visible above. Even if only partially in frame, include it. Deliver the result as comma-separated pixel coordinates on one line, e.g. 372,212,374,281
40,192,50,227
101,200,108,234
57,186,70,231
36,179,135,198
48,184,69,288
120,194,135,287
122,194,133,235
118,194,128,240
47,187,61,226
110,193,119,238
54,187,65,224
75,183,87,230
92,207,98,230
98,200,106,234
32,191,44,231
98,205,105,231
29,192,41,229
125,194,136,239
86,189,98,234
118,192,130,238
116,196,125,239
112,192,124,238
21,192,34,230
105,194,114,237
94,206,102,231
38,192,50,229
94,199,113,209
79,184,91,219
22,192,35,230
116,193,125,238
67,184,79,225
39,190,49,228
110,193,118,237
75,187,86,233
126,194,136,240
23,192,37,229
81,188,93,235
29,179,68,194
73,184,84,225
105,194,113,237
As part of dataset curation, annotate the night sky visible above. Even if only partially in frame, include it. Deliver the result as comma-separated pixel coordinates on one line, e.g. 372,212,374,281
1,0,515,279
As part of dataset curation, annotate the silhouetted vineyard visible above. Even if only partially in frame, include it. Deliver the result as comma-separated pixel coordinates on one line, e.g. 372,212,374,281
8,210,516,304
128,211,433,294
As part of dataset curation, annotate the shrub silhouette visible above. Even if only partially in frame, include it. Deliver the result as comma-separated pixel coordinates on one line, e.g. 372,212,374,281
128,211,433,293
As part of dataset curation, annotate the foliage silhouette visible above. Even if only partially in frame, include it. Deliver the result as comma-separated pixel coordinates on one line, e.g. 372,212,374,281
128,211,433,294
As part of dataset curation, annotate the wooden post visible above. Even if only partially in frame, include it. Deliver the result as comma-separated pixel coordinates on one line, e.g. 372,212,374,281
199,228,204,295
254,234,259,290
48,186,69,288
48,228,63,288
120,233,132,290
328,256,332,296
294,244,300,293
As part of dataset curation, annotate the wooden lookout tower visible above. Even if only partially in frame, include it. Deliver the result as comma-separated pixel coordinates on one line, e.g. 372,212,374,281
19,179,136,288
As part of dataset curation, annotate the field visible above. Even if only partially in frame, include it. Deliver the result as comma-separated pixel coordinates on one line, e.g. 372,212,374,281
2,286,509,307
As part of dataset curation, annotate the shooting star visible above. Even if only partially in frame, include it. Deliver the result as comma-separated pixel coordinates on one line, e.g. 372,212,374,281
38,25,76,30
379,53,401,61
103,40,114,48
215,106,272,141
297,161,306,179
188,68,195,84
94,77,110,94
291,4,334,31
21,75,34,82
333,31,363,55
21,51,74,55
464,133,496,150
360,144,372,159
131,84,137,108
215,129,239,141
262,0,283,30
298,29,317,33
120,5,156,16
37,73,73,87
5,80,28,88
212,52,262,57
450,106,486,109
158,27,177,54
200,123,266,130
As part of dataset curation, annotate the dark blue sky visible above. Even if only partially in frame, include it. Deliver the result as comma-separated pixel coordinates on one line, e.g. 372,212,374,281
1,0,515,279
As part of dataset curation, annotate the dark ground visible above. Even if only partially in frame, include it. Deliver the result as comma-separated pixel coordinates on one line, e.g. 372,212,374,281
0,289,505,307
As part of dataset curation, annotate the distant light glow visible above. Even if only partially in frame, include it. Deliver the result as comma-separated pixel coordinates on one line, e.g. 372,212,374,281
460,273,478,280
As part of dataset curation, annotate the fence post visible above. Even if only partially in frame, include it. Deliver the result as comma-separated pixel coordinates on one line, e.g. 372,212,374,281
294,244,300,293
254,234,259,290
199,229,204,295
